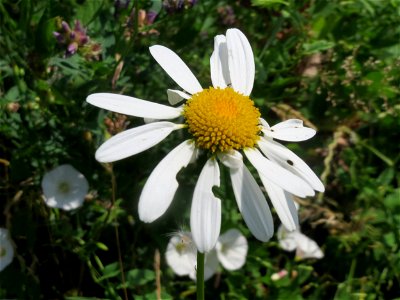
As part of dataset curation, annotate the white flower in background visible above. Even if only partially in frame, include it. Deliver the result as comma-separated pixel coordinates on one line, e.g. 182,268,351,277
87,28,324,253
271,269,288,281
165,231,197,277
42,164,89,211
0,228,14,272
165,229,248,281
277,225,324,260
216,228,248,270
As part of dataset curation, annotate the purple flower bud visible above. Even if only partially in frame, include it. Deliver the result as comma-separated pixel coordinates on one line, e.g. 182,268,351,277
79,35,90,45
53,31,65,43
67,42,78,55
74,20,85,34
146,10,158,24
61,21,71,33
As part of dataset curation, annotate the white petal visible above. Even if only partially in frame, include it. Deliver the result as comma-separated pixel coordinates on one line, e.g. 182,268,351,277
143,117,157,124
259,118,270,129
264,119,316,142
139,140,196,222
258,139,325,192
226,28,255,96
217,150,243,169
95,122,181,163
190,159,221,253
216,229,248,270
167,89,191,105
0,228,14,272
87,93,182,119
260,177,299,231
295,232,324,259
189,249,219,281
149,45,203,95
165,235,197,276
203,250,219,280
277,225,297,251
272,119,304,130
230,163,273,242
244,148,315,198
210,35,230,88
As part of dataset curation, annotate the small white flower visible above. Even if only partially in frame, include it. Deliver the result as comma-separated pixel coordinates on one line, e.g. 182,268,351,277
277,225,324,260
0,228,14,272
165,231,197,277
216,228,248,270
165,229,248,281
271,269,288,281
87,28,324,252
41,164,89,211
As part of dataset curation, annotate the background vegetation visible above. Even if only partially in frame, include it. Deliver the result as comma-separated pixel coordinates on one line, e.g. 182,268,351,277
1,0,399,299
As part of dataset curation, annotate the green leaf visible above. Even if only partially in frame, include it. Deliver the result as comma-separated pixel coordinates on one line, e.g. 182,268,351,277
65,297,109,300
133,291,173,300
377,168,395,185
35,15,57,54
4,86,20,102
123,269,155,288
303,40,335,54
384,189,400,209
251,0,289,7
296,265,313,285
97,262,120,281
334,282,353,300
75,0,105,24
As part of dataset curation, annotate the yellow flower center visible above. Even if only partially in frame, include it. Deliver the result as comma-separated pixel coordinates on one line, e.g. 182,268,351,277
58,181,70,194
183,87,261,153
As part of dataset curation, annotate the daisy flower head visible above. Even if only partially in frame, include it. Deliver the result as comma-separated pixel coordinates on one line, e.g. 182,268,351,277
0,228,14,272
87,28,324,253
42,164,89,211
165,229,248,281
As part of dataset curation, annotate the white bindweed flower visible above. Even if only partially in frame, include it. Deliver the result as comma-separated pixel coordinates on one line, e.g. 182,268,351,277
87,28,324,252
165,231,197,277
165,229,248,281
216,228,248,270
277,225,324,260
42,164,89,211
0,228,14,272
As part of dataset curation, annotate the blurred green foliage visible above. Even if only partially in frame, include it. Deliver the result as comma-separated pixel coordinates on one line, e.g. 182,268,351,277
1,0,399,299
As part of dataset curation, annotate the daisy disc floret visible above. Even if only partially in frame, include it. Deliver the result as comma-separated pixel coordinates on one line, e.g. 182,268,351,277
87,28,324,253
183,87,261,152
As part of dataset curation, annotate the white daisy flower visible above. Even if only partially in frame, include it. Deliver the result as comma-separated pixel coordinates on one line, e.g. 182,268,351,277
0,228,14,272
87,28,324,252
277,225,324,260
42,164,89,211
165,229,248,281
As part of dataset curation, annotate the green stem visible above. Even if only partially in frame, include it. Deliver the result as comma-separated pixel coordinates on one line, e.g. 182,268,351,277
196,251,205,300
110,164,128,300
